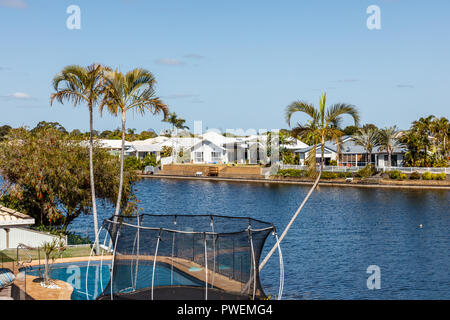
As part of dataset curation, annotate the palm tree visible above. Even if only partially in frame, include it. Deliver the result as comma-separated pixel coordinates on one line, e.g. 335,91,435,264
432,117,449,159
50,63,109,253
286,92,359,174
353,125,380,166
412,115,435,157
378,126,401,167
100,68,168,218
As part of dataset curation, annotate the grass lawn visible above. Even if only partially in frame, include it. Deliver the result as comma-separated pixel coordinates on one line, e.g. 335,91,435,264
1,245,101,265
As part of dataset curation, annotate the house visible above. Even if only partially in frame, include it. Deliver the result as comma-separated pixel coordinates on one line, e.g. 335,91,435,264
189,131,268,164
293,136,406,167
96,139,134,156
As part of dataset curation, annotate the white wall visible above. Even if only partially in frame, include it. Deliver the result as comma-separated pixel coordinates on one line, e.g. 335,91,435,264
191,141,226,163
0,228,64,250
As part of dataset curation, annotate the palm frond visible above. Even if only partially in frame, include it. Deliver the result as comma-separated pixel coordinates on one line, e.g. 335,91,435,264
285,101,319,127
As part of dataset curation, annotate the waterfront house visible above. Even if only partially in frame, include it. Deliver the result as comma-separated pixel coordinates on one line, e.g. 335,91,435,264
293,136,406,167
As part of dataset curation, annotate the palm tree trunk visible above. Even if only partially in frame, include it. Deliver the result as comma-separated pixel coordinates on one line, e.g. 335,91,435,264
321,135,325,171
89,106,100,254
114,111,126,217
388,150,392,167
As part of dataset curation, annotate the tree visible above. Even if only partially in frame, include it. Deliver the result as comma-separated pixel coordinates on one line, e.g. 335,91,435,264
32,121,67,134
42,237,65,286
50,64,110,253
378,126,401,167
0,125,11,141
0,128,137,230
100,68,168,218
353,125,380,166
285,92,359,175
343,125,358,136
432,117,449,159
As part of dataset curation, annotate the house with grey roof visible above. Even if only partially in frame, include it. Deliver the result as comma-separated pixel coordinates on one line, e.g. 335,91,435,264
293,136,406,168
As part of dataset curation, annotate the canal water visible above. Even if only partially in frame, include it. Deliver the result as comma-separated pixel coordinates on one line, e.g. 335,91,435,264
71,178,449,299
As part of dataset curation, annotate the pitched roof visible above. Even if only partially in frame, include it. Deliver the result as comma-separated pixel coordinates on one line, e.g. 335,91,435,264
0,206,35,228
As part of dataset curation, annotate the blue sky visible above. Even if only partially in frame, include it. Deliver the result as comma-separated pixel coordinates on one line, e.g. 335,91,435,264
0,0,449,133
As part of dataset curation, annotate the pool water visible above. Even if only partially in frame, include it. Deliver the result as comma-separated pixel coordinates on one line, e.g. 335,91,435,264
26,260,204,300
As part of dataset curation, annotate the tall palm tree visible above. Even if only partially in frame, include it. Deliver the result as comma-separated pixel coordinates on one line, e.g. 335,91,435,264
286,92,359,174
412,115,435,157
353,125,380,166
432,117,449,159
378,126,401,167
100,68,168,218
50,63,109,253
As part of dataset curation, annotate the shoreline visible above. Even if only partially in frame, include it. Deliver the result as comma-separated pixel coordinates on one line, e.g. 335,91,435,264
139,174,450,190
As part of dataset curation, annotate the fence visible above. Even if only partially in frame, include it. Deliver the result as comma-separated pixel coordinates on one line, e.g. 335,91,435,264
279,164,450,174
0,228,65,250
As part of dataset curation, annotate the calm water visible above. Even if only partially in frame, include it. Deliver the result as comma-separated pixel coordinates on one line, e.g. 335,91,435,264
71,178,449,300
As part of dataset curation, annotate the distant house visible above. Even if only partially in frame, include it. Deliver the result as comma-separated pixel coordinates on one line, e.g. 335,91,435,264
293,136,406,167
96,139,134,156
189,131,268,164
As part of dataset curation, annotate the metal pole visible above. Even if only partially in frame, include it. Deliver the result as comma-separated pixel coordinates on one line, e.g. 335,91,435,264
259,170,321,272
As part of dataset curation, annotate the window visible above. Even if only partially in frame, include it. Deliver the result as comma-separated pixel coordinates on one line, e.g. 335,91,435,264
211,151,221,162
195,152,204,163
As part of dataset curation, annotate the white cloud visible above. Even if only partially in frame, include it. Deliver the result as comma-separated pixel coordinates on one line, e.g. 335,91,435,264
155,58,186,66
396,84,414,88
2,92,34,100
0,0,27,9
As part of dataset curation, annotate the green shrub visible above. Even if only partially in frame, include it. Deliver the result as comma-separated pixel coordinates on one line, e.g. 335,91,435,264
435,173,447,180
329,160,337,166
337,172,353,178
125,156,143,170
320,172,338,179
399,173,407,180
277,169,306,177
422,172,432,180
356,164,376,178
409,172,421,180
389,170,401,179
430,173,446,180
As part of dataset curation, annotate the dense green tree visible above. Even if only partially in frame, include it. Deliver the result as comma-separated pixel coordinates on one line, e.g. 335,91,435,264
32,121,67,134
0,128,137,230
0,125,11,141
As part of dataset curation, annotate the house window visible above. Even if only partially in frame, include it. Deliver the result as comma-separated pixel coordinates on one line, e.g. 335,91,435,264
195,152,204,163
211,151,221,162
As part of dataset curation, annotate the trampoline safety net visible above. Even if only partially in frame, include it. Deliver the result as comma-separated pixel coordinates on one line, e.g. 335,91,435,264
98,214,276,300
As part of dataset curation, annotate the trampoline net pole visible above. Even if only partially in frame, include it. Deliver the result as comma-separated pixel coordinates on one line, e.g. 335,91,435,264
203,232,208,300
151,229,162,300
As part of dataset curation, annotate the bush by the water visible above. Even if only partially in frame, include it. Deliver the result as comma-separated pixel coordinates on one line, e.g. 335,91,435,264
433,173,446,180
421,172,446,180
409,171,421,180
337,172,353,178
422,172,432,180
320,172,339,179
356,164,376,178
389,171,407,180
277,169,307,177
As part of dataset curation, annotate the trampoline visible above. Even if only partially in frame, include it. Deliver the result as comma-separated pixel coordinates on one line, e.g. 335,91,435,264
95,214,284,300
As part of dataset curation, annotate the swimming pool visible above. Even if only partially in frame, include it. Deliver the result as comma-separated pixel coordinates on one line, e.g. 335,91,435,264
25,260,205,300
